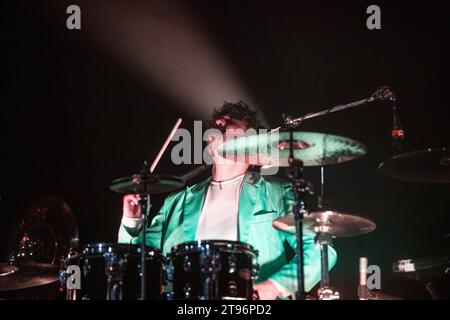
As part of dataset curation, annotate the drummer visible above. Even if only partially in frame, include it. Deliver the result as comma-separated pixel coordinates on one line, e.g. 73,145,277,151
118,101,337,299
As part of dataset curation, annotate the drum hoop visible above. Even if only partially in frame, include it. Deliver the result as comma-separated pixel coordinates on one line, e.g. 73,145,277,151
81,242,161,256
170,240,256,256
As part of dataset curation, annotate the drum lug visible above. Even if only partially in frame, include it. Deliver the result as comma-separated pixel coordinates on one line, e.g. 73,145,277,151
228,255,237,273
182,255,192,272
251,264,260,279
165,263,174,284
105,253,125,300
59,269,68,288
83,258,91,276
183,284,193,299
228,280,238,296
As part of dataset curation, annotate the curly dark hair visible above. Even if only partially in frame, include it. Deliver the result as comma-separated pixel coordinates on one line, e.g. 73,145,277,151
207,101,264,131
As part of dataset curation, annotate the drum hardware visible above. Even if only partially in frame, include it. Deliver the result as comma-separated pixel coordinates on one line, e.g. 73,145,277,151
105,251,125,300
216,87,388,300
0,262,59,291
285,154,308,299
316,232,339,300
379,147,450,183
273,209,376,300
280,86,396,129
276,89,393,299
169,240,258,300
217,130,368,168
0,195,78,297
273,211,376,238
217,92,381,300
59,243,164,300
315,167,339,300
280,130,370,299
6,195,79,265
378,88,450,183
392,232,450,300
393,255,450,279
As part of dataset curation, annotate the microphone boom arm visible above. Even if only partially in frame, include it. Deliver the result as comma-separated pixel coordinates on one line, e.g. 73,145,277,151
282,86,396,129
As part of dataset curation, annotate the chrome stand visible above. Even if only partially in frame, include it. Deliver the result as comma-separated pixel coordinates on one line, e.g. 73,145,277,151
138,162,151,300
316,232,340,300
316,167,339,300
285,128,308,300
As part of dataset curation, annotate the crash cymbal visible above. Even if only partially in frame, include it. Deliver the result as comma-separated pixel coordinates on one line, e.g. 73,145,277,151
110,173,185,195
0,262,58,291
379,147,450,183
217,130,367,167
272,210,376,238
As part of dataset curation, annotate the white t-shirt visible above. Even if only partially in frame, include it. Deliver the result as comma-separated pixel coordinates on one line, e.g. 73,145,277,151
195,174,245,241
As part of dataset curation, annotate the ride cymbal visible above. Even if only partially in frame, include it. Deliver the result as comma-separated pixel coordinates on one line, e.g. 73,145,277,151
379,147,450,183
217,131,367,167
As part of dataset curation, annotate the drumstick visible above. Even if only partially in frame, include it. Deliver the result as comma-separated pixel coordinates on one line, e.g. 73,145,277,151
150,118,183,173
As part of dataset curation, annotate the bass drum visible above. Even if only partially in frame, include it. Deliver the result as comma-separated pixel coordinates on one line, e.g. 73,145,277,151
61,243,164,300
168,240,259,300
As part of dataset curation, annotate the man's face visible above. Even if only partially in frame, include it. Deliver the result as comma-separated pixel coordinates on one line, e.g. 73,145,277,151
208,114,248,160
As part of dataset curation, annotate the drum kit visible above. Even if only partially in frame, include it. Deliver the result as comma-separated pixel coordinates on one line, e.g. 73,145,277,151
0,87,448,300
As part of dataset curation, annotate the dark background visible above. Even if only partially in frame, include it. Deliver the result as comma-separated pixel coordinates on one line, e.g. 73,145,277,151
1,1,449,299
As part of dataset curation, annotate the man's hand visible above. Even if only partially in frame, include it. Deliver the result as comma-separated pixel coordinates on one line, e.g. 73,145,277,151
123,194,141,218
253,280,280,300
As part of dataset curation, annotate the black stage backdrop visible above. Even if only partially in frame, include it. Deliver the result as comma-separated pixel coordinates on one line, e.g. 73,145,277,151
1,1,449,299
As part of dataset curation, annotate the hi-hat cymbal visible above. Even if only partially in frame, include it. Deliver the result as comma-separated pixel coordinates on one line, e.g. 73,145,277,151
272,210,376,238
379,147,450,183
110,173,185,195
0,263,58,291
217,130,367,167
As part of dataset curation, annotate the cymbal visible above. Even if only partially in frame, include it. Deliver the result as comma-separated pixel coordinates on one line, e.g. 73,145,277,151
7,195,79,264
217,131,367,167
0,263,58,291
272,210,376,238
379,147,450,183
110,173,185,195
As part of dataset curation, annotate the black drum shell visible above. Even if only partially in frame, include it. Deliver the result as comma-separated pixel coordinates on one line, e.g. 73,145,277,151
169,240,258,300
62,243,164,300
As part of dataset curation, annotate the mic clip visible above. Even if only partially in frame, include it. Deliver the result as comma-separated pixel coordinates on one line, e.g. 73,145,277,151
369,86,397,102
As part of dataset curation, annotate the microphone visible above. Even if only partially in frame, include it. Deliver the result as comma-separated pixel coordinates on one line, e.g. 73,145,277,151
370,85,404,156
391,99,405,156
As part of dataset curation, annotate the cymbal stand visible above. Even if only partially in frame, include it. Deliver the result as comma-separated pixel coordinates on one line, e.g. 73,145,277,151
316,231,339,300
138,118,181,299
316,167,339,299
285,127,308,300
138,162,151,300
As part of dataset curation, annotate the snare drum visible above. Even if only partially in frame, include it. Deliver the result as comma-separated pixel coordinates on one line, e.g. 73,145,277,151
168,240,259,300
61,243,164,300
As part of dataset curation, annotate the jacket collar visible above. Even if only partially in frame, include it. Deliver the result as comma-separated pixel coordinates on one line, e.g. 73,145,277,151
182,171,262,243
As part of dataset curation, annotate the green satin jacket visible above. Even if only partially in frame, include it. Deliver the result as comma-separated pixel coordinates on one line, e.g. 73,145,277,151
118,171,337,294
